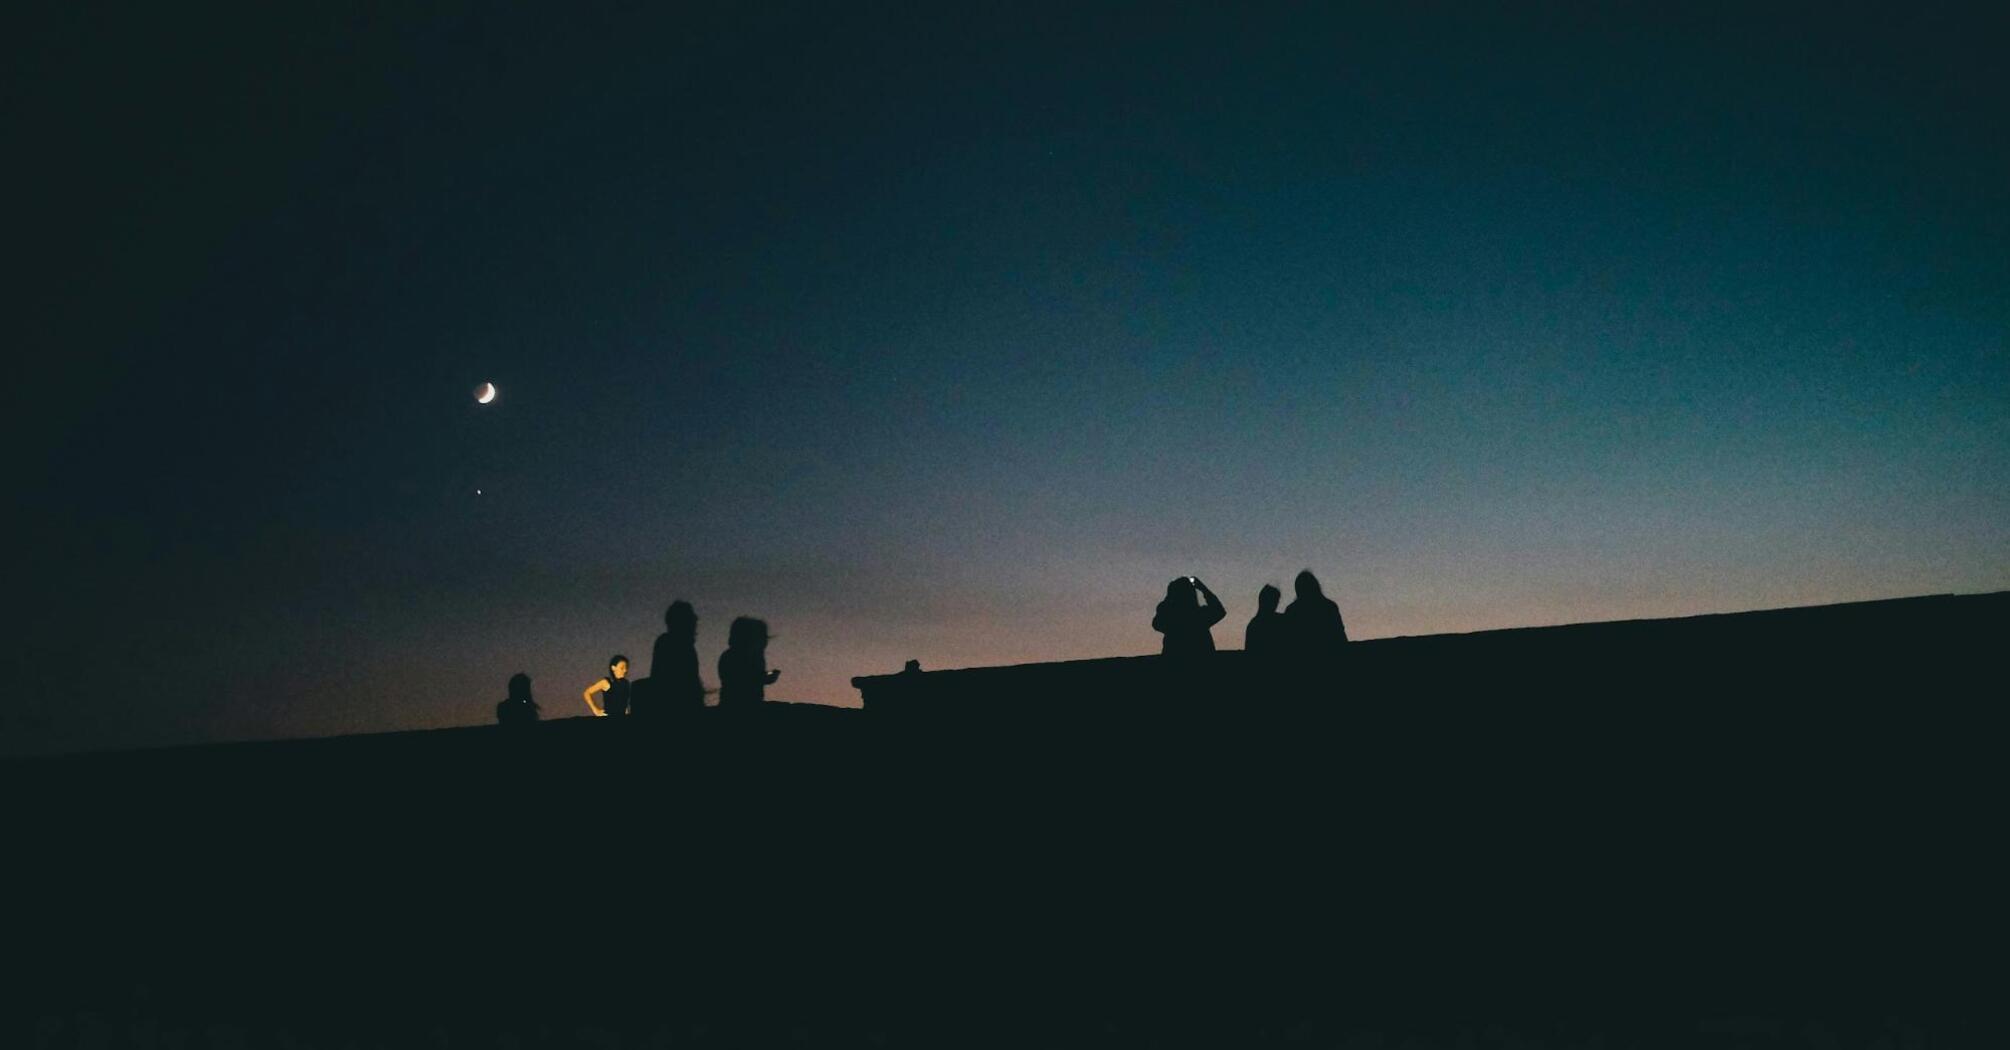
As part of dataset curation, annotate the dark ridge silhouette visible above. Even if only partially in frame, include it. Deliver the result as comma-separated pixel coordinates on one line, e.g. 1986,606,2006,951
8,591,2006,1044
854,591,2001,721
494,671,538,725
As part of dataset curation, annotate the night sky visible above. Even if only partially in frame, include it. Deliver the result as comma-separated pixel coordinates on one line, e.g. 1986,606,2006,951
9,4,2007,755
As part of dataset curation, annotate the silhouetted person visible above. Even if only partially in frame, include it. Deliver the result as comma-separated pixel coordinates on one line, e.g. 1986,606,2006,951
1244,584,1286,655
718,617,780,709
583,655,632,717
496,672,539,726
1284,571,1348,656
1153,576,1226,656
646,600,706,713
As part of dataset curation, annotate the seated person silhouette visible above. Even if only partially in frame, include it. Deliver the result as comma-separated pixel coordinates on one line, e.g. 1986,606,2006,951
1283,570,1349,656
1153,575,1226,656
646,600,707,713
582,655,632,717
1244,584,1286,655
496,672,540,726
718,617,780,709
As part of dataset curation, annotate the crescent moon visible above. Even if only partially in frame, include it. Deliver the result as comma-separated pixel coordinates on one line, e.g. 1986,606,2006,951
475,382,496,404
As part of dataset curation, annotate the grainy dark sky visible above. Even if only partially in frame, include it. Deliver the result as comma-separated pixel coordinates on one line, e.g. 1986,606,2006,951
8,3,2006,754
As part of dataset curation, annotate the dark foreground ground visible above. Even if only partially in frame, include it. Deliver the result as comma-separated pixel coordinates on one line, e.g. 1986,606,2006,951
8,593,2006,1047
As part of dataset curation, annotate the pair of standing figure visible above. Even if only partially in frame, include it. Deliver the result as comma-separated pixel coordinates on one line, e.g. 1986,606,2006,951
582,602,781,716
1243,570,1348,657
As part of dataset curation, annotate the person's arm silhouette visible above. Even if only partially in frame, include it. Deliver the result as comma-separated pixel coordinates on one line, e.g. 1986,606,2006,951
582,678,610,717
1194,578,1226,628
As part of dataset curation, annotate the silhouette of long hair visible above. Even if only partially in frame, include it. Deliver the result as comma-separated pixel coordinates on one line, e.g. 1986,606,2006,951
664,600,697,640
1293,571,1324,602
507,673,535,703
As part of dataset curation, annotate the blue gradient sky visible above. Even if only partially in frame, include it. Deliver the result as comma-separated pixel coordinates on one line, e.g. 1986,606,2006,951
9,4,2006,753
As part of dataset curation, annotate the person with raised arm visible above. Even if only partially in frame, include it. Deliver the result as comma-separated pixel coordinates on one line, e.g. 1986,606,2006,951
1153,575,1227,656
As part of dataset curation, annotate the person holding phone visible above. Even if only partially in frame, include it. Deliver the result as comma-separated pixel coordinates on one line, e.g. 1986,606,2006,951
1152,576,1227,656
718,617,781,709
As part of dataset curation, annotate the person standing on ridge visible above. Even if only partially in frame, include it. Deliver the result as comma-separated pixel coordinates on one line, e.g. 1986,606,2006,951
718,617,780,709
1244,584,1286,655
1153,576,1227,656
649,601,707,713
1283,571,1348,656
582,655,632,717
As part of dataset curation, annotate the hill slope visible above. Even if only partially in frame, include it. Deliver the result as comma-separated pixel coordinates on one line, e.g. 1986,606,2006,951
9,592,2005,1044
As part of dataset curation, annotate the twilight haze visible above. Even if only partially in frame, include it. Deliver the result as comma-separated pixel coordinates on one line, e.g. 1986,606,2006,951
8,5,2006,755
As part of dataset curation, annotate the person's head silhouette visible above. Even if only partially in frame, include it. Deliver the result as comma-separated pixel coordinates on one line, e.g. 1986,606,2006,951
1294,570,1325,602
1258,584,1281,614
728,617,770,653
608,655,630,680
664,600,697,640
1164,577,1198,605
498,671,539,724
